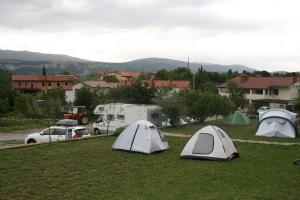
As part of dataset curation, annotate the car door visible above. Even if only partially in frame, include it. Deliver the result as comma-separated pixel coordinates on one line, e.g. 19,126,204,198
39,128,55,143
52,128,67,142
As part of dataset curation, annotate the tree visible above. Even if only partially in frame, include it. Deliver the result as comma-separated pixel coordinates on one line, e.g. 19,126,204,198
227,80,245,109
109,81,156,104
159,95,182,127
179,90,234,123
0,69,14,113
169,67,192,80
103,75,119,83
74,86,96,114
155,69,169,80
295,97,300,115
0,98,10,113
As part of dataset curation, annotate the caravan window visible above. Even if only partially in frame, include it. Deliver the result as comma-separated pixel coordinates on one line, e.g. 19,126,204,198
117,115,125,120
192,133,214,155
98,107,104,112
107,114,115,121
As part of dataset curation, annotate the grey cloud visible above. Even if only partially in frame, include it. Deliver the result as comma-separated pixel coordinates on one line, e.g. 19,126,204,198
0,0,262,32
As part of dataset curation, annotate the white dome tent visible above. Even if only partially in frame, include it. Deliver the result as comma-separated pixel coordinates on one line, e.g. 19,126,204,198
180,125,238,161
256,109,298,138
112,120,169,154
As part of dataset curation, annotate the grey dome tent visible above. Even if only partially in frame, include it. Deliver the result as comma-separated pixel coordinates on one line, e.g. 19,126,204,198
180,125,238,161
112,120,169,154
256,109,298,138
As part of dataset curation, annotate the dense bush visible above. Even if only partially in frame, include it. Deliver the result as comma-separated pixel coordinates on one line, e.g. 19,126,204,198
114,127,125,137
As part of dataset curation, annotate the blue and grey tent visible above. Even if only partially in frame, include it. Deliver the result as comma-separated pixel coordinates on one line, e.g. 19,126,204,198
256,109,298,138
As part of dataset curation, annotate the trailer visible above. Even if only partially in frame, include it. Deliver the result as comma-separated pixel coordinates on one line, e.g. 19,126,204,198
93,103,162,134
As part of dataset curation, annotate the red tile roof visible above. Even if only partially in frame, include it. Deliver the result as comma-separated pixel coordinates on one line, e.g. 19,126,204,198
83,81,119,88
144,80,190,89
218,76,300,89
117,71,143,78
12,74,78,82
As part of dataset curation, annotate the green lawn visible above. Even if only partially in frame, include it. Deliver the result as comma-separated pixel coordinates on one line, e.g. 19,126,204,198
162,119,300,143
0,118,48,132
1,134,300,199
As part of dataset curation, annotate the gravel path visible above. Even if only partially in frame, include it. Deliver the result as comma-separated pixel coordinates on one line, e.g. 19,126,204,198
0,124,95,141
163,132,300,146
0,128,45,141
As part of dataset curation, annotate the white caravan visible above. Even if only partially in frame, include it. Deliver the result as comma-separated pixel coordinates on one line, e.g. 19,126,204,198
256,109,298,138
112,120,169,154
93,103,162,134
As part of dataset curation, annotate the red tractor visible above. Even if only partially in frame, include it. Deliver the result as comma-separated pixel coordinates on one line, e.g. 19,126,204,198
64,106,89,125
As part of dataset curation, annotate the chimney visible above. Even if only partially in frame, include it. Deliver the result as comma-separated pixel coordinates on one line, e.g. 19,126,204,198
293,75,298,83
240,75,248,82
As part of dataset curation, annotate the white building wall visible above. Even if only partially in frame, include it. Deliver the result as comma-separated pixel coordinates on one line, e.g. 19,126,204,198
65,83,84,103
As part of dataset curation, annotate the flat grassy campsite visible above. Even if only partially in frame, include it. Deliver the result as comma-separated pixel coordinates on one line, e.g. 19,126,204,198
1,120,300,199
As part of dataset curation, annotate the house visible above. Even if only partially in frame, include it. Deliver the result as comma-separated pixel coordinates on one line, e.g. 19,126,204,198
217,75,300,109
144,80,190,89
11,74,78,94
65,80,119,103
97,71,144,84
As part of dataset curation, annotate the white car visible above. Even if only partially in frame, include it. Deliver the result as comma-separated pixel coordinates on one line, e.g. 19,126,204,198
257,106,269,114
24,126,91,144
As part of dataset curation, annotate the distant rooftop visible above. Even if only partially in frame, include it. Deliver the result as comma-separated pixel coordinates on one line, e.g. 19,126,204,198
218,76,300,89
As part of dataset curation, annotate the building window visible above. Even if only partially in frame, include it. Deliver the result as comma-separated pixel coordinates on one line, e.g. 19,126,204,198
65,82,68,86
254,89,263,95
18,82,21,86
31,83,34,88
25,82,28,86
48,82,51,86
271,88,279,95
244,89,250,94
42,82,45,86
57,82,60,87
117,115,125,120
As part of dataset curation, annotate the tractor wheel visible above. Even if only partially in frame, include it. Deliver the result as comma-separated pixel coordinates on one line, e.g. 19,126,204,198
80,116,89,125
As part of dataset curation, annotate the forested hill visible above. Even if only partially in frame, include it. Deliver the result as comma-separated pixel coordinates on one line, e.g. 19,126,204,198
0,50,255,75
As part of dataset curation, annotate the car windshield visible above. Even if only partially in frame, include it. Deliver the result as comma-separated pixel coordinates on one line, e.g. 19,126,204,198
74,129,89,136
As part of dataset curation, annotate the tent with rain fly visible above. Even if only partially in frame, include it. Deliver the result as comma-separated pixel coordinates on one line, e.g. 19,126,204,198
256,109,298,138
112,120,169,154
223,111,250,125
180,125,238,161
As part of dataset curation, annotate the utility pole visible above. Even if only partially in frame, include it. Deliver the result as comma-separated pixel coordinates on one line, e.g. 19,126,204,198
193,73,195,91
187,57,190,69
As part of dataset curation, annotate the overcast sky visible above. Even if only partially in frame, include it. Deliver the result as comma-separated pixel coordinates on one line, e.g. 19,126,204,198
0,0,300,71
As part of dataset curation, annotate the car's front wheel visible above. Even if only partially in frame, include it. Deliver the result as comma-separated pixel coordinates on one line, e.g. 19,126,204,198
27,139,37,144
94,128,101,135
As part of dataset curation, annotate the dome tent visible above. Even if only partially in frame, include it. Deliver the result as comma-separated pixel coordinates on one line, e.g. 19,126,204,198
256,109,298,138
180,125,238,161
112,120,169,154
223,111,250,125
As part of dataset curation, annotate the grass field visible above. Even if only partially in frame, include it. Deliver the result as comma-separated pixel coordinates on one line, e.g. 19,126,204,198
0,118,48,132
1,121,300,199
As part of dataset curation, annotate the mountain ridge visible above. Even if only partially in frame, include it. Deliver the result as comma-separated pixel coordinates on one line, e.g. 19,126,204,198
0,50,256,74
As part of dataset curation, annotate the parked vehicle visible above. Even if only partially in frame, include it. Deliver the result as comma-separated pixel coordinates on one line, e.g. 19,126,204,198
64,106,89,125
257,106,269,114
24,126,91,144
93,103,162,134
